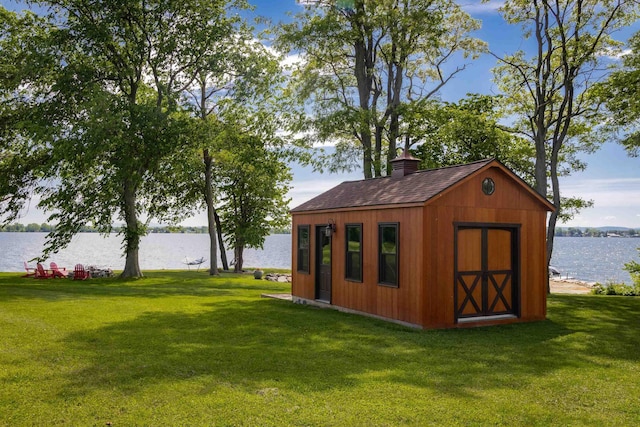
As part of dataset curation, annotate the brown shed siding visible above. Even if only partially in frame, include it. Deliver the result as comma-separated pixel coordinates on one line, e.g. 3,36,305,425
291,206,424,326
291,222,313,301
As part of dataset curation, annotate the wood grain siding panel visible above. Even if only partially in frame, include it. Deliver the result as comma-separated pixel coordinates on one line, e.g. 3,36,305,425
423,205,440,327
520,209,547,319
517,210,537,319
372,207,424,324
403,207,422,324
291,215,316,300
440,207,457,325
292,207,424,325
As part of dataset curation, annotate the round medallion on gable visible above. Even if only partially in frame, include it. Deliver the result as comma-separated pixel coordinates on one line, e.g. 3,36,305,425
482,178,495,195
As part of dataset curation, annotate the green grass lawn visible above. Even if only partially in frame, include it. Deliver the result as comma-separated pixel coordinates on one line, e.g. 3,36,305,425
0,271,639,426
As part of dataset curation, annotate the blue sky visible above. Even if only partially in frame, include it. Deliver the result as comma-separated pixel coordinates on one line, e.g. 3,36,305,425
3,0,639,228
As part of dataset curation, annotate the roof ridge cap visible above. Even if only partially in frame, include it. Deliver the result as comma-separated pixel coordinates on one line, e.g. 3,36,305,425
336,159,494,183
410,158,493,174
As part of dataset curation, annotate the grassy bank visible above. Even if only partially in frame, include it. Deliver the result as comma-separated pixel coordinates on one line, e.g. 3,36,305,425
1,272,639,425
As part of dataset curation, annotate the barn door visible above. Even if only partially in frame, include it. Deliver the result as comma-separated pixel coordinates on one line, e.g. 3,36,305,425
455,225,519,321
315,226,332,302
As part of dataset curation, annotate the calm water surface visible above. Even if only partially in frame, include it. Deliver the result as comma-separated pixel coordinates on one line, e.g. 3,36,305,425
0,232,291,273
551,236,638,283
1,233,637,283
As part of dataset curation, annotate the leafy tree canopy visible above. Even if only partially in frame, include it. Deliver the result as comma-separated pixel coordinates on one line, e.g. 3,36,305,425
409,94,534,178
594,30,640,157
276,0,485,178
0,1,248,277
214,111,292,272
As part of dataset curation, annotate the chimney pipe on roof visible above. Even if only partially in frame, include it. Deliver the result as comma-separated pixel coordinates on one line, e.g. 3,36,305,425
390,151,421,178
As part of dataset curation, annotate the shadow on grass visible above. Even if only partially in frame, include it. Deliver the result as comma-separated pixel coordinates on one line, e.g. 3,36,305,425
7,273,636,401
51,295,625,401
548,294,640,361
0,272,286,301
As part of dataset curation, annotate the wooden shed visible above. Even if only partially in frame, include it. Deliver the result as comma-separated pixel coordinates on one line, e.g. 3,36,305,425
290,157,555,329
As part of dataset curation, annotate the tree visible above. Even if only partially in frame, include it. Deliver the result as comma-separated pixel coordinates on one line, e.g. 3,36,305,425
595,30,640,157
0,1,244,277
182,27,284,275
491,0,639,291
214,116,291,273
624,248,640,287
276,0,484,179
0,8,54,225
25,223,40,232
410,94,535,177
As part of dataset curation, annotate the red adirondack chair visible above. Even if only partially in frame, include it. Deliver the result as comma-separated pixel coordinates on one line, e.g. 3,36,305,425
50,262,68,278
23,261,36,278
73,264,90,280
35,263,53,279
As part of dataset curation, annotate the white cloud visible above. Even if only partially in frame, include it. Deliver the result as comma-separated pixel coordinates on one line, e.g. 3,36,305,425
597,48,632,60
460,1,504,14
280,53,306,69
287,178,347,209
558,177,640,227
289,179,341,195
562,178,640,208
296,0,321,7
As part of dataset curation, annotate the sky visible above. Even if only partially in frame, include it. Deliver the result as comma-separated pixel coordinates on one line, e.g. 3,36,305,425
3,0,640,229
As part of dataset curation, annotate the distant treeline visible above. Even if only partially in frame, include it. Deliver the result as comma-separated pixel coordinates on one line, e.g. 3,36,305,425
0,223,292,234
2,223,635,237
556,227,640,238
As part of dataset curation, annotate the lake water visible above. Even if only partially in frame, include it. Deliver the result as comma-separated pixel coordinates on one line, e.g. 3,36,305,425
0,232,292,273
551,237,638,284
0,233,638,284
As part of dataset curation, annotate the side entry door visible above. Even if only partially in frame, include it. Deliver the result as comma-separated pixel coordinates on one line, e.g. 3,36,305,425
315,226,332,302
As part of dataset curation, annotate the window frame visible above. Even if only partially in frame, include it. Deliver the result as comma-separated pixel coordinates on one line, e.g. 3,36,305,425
297,224,310,274
378,222,399,287
344,223,363,282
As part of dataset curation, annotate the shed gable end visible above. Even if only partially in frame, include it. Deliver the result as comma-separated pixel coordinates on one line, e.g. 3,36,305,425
426,164,554,212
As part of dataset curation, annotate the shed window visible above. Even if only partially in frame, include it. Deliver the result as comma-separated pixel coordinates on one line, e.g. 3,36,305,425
378,223,399,287
345,224,362,281
297,225,310,273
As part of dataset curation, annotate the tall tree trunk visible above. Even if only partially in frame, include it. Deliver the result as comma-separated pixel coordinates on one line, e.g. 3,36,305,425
385,47,403,175
203,148,218,275
545,147,561,294
387,112,399,174
533,1,550,198
233,241,244,273
534,141,547,196
121,178,143,278
362,138,373,179
353,5,375,179
214,209,228,271
373,129,382,177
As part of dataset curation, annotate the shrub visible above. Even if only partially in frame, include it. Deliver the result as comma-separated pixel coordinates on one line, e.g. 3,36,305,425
624,248,640,287
592,281,640,296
